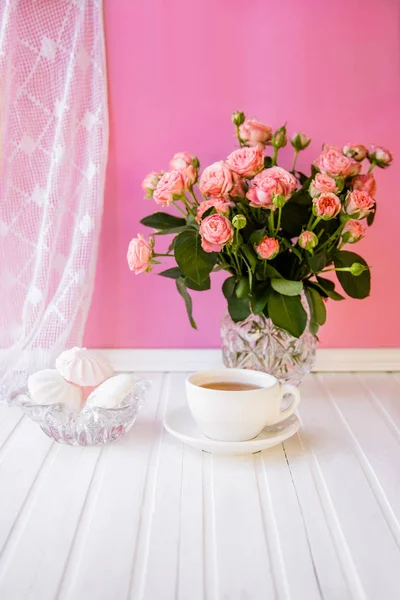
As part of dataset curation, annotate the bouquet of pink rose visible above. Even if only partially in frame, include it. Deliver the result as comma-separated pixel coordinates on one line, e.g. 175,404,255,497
127,111,392,338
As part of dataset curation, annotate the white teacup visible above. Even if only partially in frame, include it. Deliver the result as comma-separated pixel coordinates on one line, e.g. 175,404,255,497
186,369,301,442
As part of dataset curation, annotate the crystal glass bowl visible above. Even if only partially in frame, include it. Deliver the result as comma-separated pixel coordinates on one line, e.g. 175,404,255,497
14,379,149,446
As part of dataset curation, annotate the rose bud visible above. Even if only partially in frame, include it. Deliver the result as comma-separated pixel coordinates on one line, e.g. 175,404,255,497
127,234,154,275
343,143,367,161
271,125,287,149
341,220,366,244
232,110,245,126
298,230,318,251
309,173,338,197
312,192,341,220
351,173,376,197
290,132,311,151
232,214,247,229
142,172,162,198
345,190,375,218
255,237,280,260
349,262,368,276
368,145,393,168
199,214,234,253
272,193,287,208
239,119,273,147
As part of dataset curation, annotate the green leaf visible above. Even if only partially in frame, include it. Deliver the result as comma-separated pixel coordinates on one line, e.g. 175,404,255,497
235,276,250,298
264,264,284,279
308,251,330,274
251,282,270,315
185,275,211,291
227,295,251,322
268,291,307,338
281,202,310,236
271,278,303,296
241,245,257,271
333,250,371,299
154,226,188,235
176,279,197,329
174,229,217,285
159,267,182,279
222,276,236,299
305,286,326,326
288,189,312,205
316,276,345,301
141,212,186,230
367,204,376,226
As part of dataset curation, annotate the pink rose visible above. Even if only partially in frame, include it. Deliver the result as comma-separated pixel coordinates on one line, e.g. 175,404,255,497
230,172,248,198
368,145,393,167
181,164,197,188
246,166,296,208
343,143,367,161
127,234,153,275
351,173,377,197
200,214,233,253
246,173,285,209
142,171,162,195
342,219,366,243
346,160,362,177
199,161,234,197
255,237,280,260
312,192,341,220
309,173,338,197
153,170,185,206
169,152,197,188
226,146,264,178
239,119,272,147
345,190,375,218
169,151,194,170
266,166,297,196
298,230,318,250
196,198,231,223
314,145,357,178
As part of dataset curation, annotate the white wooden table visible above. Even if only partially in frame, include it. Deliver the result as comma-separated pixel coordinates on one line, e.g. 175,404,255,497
0,371,400,600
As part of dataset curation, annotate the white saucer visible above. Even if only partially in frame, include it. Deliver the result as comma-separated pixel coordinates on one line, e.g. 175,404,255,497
163,406,300,455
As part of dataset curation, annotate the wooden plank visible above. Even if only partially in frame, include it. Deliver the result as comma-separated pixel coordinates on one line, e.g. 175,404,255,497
0,443,101,600
128,372,187,600
96,348,400,373
319,373,400,545
56,373,164,600
256,444,332,600
283,433,353,599
297,374,400,599
0,405,24,451
0,417,53,554
211,452,276,599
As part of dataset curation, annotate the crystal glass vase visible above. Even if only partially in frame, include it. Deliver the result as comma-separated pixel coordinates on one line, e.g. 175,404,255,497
221,304,317,386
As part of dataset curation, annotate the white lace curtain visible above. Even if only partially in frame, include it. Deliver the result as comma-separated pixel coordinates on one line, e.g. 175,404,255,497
0,0,108,401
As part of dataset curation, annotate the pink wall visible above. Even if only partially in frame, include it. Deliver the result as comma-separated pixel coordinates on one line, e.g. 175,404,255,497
85,0,400,349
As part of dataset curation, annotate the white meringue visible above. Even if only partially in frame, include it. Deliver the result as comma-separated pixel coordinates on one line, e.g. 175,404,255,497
55,347,113,386
28,369,82,411
86,373,136,409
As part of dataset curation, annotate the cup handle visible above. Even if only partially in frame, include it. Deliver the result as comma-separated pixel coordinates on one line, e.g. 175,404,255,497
278,383,301,421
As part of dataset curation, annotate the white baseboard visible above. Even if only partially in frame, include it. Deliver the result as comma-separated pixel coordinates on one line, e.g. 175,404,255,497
95,348,400,373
